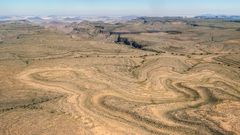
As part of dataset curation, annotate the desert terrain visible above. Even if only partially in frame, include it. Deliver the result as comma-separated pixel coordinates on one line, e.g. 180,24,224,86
0,17,240,135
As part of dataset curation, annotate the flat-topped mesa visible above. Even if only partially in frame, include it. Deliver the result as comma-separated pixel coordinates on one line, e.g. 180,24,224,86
110,31,161,35
110,30,182,35
69,22,109,39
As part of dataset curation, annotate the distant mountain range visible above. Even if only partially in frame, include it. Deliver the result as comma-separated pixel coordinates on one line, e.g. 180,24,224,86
0,15,139,23
195,14,240,20
0,15,240,23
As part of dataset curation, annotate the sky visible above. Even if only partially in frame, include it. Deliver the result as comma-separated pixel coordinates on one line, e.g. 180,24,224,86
0,0,240,16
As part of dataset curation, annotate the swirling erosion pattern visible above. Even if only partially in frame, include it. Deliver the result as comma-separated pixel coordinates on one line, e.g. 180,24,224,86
7,55,239,135
0,24,240,135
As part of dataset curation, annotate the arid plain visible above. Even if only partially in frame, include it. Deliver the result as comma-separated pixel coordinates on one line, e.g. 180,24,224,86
0,17,240,135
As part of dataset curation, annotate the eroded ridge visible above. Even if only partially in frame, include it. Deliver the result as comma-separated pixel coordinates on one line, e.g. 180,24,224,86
14,54,240,135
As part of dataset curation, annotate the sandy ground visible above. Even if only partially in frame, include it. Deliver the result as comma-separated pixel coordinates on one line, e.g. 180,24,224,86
0,20,240,135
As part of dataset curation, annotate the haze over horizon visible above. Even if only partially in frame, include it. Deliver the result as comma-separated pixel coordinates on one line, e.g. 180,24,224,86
0,0,240,16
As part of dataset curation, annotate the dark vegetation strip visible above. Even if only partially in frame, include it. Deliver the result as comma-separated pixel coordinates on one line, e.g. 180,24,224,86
114,35,163,53
0,95,64,113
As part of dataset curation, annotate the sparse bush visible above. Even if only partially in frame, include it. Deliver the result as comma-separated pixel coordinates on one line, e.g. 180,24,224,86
50,110,55,113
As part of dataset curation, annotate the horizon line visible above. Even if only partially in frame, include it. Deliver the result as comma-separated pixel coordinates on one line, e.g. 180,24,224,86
1,14,240,17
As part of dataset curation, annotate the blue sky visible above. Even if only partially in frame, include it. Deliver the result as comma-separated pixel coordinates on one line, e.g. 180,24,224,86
0,0,239,16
